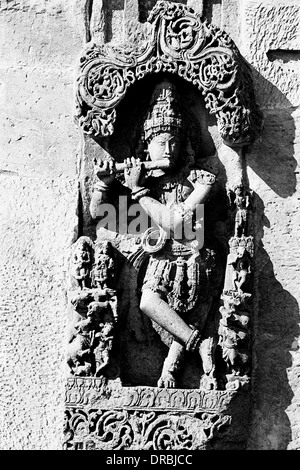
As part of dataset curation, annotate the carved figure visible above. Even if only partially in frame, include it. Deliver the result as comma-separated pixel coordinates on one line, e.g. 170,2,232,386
228,185,252,237
91,241,115,290
87,301,114,375
219,233,253,387
229,248,252,294
67,300,110,376
94,79,221,390
218,292,251,388
70,237,93,289
233,259,250,293
67,312,95,376
94,322,114,375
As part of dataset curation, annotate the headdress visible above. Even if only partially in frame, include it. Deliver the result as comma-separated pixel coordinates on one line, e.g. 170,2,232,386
143,79,184,142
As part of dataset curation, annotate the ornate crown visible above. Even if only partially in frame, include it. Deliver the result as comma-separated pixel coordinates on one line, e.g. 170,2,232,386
143,79,184,142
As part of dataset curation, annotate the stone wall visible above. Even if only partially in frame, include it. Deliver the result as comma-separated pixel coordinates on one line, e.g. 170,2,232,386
0,0,81,450
239,0,300,450
0,0,299,450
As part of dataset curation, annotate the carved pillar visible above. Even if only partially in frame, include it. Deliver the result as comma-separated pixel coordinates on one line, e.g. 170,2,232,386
64,1,262,450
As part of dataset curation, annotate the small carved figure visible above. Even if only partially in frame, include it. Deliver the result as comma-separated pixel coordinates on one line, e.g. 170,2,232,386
67,300,115,377
67,315,93,376
229,248,252,294
233,258,250,294
67,301,101,375
228,185,252,237
71,237,93,289
94,322,114,375
226,239,253,294
91,241,115,290
218,292,251,388
86,300,115,376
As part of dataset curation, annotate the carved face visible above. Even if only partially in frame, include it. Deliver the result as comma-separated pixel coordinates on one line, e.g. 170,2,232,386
147,132,181,170
74,243,90,263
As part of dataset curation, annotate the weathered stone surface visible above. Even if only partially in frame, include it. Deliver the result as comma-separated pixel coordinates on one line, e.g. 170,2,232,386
0,67,78,179
237,0,300,450
0,1,80,449
187,0,203,15
89,0,108,43
240,0,300,108
221,0,242,48
246,108,300,449
0,175,78,449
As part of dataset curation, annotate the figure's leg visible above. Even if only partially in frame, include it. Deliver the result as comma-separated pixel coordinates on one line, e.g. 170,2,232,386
96,349,109,372
199,336,217,390
140,289,196,346
140,289,201,388
157,339,185,388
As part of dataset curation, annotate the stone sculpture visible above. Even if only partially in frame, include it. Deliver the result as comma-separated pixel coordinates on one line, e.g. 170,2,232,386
228,185,253,237
70,237,93,290
67,239,117,377
64,1,260,450
93,78,221,390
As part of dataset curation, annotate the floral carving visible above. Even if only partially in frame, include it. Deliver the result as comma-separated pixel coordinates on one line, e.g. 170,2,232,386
63,407,230,450
75,1,261,145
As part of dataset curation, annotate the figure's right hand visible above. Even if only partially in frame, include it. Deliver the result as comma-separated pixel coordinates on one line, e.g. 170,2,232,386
95,159,116,186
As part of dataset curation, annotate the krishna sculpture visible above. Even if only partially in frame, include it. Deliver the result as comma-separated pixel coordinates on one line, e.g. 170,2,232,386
94,78,222,390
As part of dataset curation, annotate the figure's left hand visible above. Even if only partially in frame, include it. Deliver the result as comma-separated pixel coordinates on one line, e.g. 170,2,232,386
123,157,145,191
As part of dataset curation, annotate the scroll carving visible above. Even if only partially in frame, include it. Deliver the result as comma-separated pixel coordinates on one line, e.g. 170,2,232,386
64,407,231,450
75,1,261,145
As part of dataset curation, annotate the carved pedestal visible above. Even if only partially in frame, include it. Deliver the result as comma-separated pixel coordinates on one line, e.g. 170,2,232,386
64,379,249,450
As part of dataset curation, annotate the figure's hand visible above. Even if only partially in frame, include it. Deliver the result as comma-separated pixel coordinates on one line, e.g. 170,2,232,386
123,157,145,191
95,159,116,186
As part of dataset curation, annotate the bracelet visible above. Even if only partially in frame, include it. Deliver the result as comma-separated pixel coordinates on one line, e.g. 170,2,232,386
185,328,201,352
131,187,150,201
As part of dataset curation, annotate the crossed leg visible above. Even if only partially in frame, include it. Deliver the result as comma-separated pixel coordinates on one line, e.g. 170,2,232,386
140,289,194,346
140,289,196,387
140,288,218,389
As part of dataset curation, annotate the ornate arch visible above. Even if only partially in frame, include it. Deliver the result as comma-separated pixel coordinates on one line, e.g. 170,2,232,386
75,1,261,146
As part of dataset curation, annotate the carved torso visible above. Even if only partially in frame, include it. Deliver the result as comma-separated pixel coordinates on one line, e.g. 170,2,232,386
140,167,219,314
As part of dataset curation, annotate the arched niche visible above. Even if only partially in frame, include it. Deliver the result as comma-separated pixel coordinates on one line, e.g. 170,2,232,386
75,1,261,147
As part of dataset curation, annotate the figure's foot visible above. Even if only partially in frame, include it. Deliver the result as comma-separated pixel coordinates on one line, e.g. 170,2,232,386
157,372,176,388
200,374,218,391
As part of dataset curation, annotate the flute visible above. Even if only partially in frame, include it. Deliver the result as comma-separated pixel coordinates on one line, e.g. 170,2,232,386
95,159,171,177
